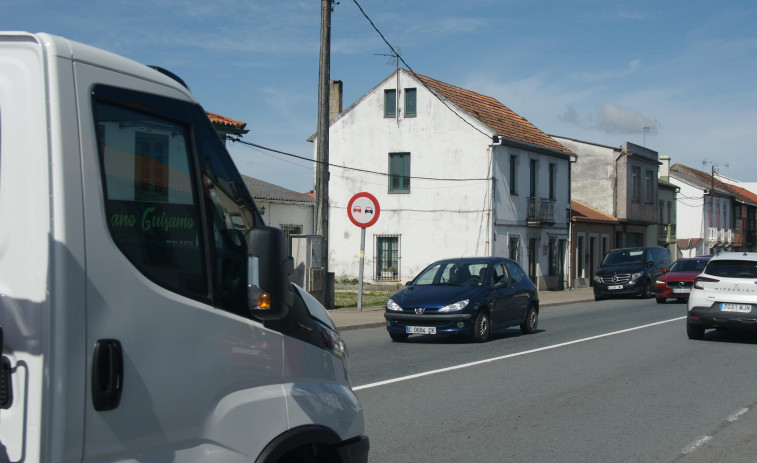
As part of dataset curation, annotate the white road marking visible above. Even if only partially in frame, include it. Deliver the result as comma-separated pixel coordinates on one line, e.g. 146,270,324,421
353,316,685,391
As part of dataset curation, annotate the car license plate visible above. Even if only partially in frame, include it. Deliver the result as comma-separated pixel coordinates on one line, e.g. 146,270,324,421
673,288,691,294
608,285,623,290
406,326,436,335
720,303,752,313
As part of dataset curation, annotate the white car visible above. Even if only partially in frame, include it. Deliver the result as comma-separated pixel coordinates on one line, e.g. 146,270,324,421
687,252,757,339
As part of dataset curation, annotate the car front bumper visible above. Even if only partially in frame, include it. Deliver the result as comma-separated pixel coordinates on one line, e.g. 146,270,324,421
384,312,473,335
594,282,645,298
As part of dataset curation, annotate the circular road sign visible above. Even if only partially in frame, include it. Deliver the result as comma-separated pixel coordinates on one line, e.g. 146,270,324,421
347,192,380,228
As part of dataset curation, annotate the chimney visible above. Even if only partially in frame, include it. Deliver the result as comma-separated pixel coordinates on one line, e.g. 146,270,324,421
659,155,671,181
329,80,343,122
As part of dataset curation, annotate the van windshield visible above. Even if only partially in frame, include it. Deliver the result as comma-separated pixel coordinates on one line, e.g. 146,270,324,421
601,249,645,266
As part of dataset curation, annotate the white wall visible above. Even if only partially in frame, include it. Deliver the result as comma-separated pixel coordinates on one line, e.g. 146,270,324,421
323,71,493,281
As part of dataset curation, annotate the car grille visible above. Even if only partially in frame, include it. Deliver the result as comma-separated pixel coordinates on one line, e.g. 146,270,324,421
598,274,631,284
666,280,693,289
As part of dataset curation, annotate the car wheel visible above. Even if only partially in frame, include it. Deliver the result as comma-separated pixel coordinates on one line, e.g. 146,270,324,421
473,310,491,342
390,332,409,342
687,321,705,340
656,297,666,304
520,306,538,334
639,282,652,298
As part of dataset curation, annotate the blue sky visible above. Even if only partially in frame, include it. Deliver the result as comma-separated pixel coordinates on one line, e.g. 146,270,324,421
5,0,757,192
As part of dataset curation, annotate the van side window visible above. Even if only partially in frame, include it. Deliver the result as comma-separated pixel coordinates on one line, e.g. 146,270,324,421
94,86,261,315
95,100,207,298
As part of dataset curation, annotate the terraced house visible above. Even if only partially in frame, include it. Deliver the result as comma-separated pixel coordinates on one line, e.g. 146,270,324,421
315,69,575,290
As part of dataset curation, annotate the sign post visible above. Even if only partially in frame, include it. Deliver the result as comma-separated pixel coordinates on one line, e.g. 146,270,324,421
347,192,380,311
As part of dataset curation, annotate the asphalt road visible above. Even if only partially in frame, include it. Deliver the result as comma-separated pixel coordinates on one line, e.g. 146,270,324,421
342,297,757,462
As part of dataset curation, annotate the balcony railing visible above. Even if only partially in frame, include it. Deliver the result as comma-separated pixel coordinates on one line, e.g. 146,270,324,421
707,228,735,245
707,227,718,243
527,197,555,226
658,224,676,245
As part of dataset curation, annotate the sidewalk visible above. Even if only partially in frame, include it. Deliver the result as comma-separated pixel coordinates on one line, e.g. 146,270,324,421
328,286,596,331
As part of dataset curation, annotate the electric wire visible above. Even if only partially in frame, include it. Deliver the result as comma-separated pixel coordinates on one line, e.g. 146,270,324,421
350,0,495,141
229,137,491,182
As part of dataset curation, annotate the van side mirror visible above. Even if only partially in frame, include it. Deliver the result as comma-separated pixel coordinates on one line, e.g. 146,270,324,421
246,226,294,320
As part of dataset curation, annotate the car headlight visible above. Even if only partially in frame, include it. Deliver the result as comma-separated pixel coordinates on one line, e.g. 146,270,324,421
631,272,643,282
656,280,664,285
386,298,402,311
439,299,469,312
593,275,602,283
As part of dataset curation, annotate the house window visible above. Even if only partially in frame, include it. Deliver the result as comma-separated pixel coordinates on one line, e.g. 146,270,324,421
529,159,538,197
645,169,654,203
667,201,672,224
376,235,400,281
384,89,396,117
405,88,417,117
549,163,556,200
134,131,169,202
631,166,640,201
659,200,664,224
509,155,518,195
389,152,410,193
509,235,520,262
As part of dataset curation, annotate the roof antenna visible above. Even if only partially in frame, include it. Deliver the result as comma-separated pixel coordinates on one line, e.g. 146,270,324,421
376,48,402,127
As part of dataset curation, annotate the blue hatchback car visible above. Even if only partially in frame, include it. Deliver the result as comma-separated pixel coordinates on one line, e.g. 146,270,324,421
384,257,539,342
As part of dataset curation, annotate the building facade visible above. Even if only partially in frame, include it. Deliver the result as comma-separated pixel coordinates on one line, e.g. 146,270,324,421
317,69,574,290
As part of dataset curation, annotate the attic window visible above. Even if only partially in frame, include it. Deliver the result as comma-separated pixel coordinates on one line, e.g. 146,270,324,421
384,89,396,117
405,88,417,117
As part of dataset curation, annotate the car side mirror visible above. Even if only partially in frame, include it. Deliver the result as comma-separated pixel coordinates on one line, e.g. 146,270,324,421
494,279,509,289
246,226,293,320
647,261,654,268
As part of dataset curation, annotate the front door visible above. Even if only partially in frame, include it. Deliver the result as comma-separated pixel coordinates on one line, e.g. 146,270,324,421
78,68,285,461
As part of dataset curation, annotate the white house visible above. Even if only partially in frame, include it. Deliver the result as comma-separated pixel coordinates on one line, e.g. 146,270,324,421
315,69,575,290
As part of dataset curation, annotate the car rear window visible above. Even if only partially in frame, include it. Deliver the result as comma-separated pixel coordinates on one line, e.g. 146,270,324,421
705,260,757,278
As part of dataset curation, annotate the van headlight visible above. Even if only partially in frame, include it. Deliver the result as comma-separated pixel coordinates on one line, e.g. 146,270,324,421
593,275,602,283
318,324,347,359
439,299,469,312
631,272,643,282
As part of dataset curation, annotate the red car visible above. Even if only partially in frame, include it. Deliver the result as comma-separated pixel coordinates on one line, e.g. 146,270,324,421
655,256,711,303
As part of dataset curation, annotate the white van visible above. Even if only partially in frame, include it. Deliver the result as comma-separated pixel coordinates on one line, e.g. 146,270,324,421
0,32,368,463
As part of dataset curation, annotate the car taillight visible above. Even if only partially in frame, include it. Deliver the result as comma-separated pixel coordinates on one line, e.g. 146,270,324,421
693,275,719,290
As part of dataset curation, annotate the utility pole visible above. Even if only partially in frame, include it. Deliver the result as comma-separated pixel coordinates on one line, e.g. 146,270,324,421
315,0,333,306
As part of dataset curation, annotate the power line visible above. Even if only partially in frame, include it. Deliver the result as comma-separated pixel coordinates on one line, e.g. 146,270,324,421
350,0,494,140
229,137,491,182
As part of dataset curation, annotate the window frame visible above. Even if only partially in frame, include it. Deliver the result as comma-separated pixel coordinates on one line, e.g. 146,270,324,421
389,152,411,193
384,89,397,118
509,155,518,195
404,88,417,117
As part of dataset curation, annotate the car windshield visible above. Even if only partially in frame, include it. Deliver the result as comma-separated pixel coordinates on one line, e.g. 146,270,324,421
705,260,757,278
669,259,708,272
412,261,490,286
601,249,645,266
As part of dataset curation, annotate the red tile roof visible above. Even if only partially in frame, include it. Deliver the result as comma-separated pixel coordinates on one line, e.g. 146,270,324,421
671,163,757,206
206,112,248,131
412,72,573,155
571,200,618,223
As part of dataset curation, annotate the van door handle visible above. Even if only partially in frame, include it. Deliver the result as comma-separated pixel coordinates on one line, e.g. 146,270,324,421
92,339,123,411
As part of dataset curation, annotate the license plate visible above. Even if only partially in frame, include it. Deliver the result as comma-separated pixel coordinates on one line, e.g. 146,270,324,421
608,285,623,290
720,303,752,313
406,326,436,334
673,288,691,294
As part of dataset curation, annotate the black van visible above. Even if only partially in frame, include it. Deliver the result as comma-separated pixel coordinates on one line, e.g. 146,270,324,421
593,246,671,301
